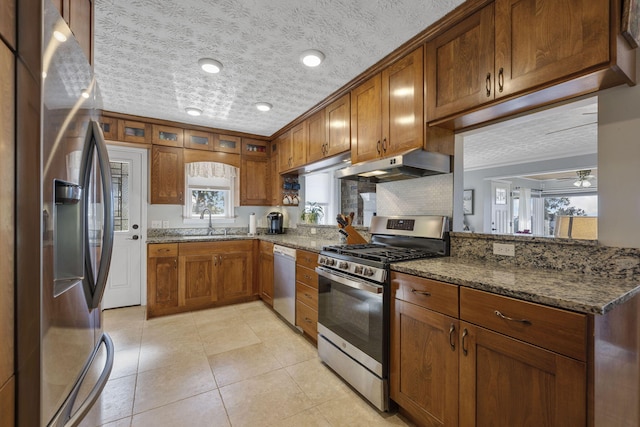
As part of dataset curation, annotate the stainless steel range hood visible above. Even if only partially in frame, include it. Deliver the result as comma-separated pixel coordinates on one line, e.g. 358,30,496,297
335,149,451,182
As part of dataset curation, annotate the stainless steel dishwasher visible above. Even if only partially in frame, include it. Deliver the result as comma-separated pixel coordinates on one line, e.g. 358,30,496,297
273,245,297,326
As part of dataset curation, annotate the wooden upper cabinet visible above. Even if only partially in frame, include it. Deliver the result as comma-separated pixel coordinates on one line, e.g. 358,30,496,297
213,134,241,154
98,116,118,140
494,0,609,99
152,124,184,147
150,145,184,204
325,93,351,157
351,74,382,164
184,129,213,150
240,139,270,206
290,121,307,169
427,0,619,124
1,0,16,49
68,0,93,64
277,130,292,172
53,0,93,64
351,46,423,164
381,46,424,156
269,141,281,205
427,4,495,121
306,109,326,163
118,120,151,145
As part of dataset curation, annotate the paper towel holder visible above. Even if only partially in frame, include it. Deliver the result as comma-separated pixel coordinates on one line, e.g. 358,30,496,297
248,212,256,236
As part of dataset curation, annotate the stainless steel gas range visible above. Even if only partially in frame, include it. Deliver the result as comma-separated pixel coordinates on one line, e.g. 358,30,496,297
315,215,450,411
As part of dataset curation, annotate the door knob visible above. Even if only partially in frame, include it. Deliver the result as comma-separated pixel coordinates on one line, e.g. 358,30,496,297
127,235,139,240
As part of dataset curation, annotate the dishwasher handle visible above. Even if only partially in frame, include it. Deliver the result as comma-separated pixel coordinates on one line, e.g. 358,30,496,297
273,244,297,259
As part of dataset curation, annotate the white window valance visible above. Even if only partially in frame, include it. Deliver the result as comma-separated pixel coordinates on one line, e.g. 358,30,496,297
186,162,237,179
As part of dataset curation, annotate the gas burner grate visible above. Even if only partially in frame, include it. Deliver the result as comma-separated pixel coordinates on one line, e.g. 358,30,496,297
322,244,440,263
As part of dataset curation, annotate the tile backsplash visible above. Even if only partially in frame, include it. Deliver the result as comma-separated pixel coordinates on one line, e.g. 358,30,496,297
376,174,453,217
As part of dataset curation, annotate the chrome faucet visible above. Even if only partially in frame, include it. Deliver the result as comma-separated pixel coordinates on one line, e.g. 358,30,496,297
200,208,214,235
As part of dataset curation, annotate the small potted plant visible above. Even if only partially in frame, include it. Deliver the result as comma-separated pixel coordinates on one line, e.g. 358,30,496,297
300,202,324,224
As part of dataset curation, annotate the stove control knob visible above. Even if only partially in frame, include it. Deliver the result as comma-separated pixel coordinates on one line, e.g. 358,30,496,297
338,262,349,270
354,265,363,275
363,268,375,277
318,257,325,265
326,258,336,266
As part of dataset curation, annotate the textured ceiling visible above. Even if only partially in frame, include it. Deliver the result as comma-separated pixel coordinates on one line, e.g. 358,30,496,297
94,0,464,137
462,97,598,172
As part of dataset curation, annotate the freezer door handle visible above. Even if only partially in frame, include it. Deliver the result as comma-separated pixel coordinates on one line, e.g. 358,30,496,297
50,332,114,427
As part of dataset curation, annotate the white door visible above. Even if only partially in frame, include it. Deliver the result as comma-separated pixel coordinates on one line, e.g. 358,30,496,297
490,180,511,234
103,146,147,309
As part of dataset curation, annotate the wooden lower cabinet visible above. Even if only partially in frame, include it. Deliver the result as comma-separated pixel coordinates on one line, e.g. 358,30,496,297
391,272,588,427
391,273,459,427
459,322,586,427
295,249,318,341
147,244,179,318
259,241,274,306
147,240,255,318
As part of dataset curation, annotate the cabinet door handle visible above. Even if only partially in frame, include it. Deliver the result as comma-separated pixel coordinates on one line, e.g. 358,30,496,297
498,67,504,93
376,140,381,154
304,317,313,324
485,73,492,97
304,293,312,299
382,137,387,152
462,328,468,356
410,288,431,297
174,259,177,269
494,310,531,325
449,324,456,351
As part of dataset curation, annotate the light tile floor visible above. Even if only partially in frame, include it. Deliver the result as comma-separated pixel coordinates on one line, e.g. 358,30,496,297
80,301,413,427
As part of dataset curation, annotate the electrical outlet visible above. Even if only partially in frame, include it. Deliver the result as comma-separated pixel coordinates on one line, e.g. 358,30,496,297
493,243,515,257
162,220,170,229
151,220,161,228
310,228,317,235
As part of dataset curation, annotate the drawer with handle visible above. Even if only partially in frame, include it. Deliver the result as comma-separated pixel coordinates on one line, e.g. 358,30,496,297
391,272,458,318
148,243,178,257
296,282,318,310
296,299,318,338
460,287,587,361
296,264,318,288
296,249,318,270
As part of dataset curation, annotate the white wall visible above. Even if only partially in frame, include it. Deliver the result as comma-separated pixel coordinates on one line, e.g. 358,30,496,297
598,55,640,248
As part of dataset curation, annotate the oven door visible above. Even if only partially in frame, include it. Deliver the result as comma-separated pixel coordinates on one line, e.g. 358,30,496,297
316,266,384,373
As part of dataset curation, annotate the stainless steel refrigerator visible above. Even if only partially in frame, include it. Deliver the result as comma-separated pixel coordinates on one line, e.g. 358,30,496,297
41,3,115,425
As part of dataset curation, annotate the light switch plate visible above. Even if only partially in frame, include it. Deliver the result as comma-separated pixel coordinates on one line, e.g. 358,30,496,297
151,220,161,228
493,243,515,257
162,220,170,229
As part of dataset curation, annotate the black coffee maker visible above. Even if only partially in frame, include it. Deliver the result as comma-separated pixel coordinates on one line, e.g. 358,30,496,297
267,212,284,234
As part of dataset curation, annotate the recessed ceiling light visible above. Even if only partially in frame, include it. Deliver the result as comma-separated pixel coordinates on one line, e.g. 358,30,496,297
81,90,90,99
53,30,67,42
198,58,223,74
185,107,203,116
300,50,325,67
255,102,272,112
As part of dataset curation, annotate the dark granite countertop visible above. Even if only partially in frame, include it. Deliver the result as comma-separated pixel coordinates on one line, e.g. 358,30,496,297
147,234,640,315
146,234,341,253
392,257,640,315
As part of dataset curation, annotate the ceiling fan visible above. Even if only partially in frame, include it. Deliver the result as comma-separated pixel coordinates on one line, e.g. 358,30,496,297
572,169,595,187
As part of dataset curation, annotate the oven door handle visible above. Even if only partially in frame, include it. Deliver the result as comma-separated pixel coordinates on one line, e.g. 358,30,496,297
315,267,383,294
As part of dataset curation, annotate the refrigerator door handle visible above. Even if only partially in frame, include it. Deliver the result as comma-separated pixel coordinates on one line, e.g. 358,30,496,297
80,120,114,310
51,333,115,427
88,120,114,309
